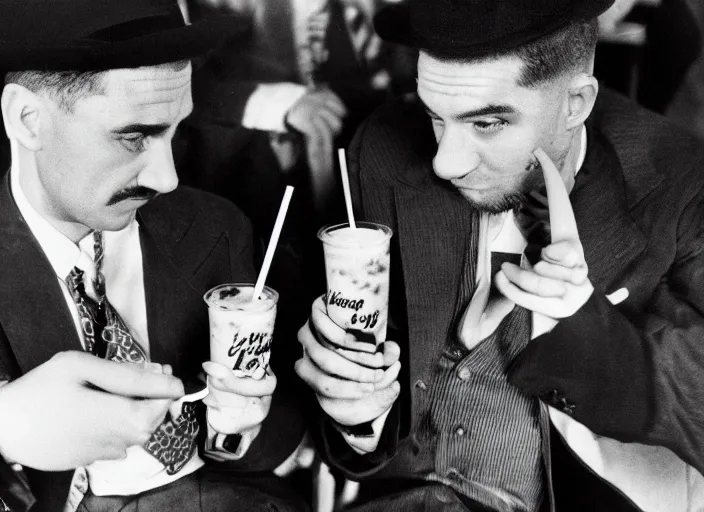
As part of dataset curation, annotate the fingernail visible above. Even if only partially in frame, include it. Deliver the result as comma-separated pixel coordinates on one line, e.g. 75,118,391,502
363,383,375,393
374,369,385,382
141,362,163,374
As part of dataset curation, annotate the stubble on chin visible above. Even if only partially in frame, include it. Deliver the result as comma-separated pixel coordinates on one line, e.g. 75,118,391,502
460,157,545,214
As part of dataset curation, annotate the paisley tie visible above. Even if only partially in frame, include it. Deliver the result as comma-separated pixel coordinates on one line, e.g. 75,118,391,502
65,231,199,475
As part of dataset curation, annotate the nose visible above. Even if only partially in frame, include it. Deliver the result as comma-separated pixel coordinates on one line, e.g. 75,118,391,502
138,140,179,194
432,126,480,181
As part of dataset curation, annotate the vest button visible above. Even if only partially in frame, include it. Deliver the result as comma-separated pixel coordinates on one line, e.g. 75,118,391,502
457,367,471,381
454,426,466,437
414,380,427,391
450,348,464,359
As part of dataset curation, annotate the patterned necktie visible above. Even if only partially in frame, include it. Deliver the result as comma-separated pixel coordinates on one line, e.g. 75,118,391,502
65,231,148,362
65,231,199,475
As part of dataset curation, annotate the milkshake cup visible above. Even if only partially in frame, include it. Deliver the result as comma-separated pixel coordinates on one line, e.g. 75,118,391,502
318,222,393,352
203,283,278,380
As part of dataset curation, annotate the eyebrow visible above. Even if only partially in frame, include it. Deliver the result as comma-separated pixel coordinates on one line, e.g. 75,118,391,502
112,123,171,137
419,99,516,121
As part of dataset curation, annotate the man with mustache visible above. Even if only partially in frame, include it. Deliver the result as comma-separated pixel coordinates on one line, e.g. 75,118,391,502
0,1,306,511
296,0,704,510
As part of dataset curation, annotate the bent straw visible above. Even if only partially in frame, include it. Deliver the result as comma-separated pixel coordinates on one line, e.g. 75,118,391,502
338,148,357,229
252,186,294,301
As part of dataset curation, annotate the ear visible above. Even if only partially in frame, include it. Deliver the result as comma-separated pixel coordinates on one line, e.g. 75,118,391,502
565,72,598,131
1,84,44,152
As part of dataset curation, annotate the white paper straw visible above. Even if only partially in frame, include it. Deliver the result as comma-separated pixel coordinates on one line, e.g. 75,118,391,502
338,148,356,229
252,186,294,301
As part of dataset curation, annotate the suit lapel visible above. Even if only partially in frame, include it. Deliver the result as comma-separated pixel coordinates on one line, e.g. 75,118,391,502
137,213,211,379
137,192,244,380
394,172,476,381
139,229,205,377
572,127,648,293
0,175,81,373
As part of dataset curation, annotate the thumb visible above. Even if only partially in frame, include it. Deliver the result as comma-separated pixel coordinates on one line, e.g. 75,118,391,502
72,353,185,399
380,341,401,367
134,397,174,433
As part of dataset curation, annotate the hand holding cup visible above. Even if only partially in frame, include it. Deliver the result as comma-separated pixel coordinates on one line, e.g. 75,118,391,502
295,296,401,427
202,361,276,435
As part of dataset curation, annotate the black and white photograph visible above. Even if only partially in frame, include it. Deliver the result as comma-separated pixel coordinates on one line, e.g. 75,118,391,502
0,0,703,511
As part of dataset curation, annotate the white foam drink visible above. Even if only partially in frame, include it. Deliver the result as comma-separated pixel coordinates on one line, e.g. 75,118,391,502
203,284,278,380
318,222,393,351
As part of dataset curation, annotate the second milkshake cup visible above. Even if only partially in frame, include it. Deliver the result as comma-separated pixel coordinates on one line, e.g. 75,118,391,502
318,221,393,351
203,283,278,380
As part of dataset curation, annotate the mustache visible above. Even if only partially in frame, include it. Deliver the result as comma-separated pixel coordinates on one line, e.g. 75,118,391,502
107,186,158,206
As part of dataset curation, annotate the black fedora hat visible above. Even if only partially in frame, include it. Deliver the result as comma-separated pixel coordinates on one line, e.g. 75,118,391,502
375,0,615,57
0,0,250,72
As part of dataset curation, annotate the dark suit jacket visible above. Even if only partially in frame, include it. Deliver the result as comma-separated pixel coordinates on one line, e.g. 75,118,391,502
318,88,704,501
0,182,306,511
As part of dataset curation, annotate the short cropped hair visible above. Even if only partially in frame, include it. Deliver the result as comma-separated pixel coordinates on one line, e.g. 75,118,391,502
4,60,190,111
4,69,105,111
425,19,599,87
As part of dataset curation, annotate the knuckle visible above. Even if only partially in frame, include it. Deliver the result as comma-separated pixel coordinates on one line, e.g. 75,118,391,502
535,275,551,292
132,405,161,439
135,429,152,446
296,324,309,344
309,375,328,396
105,442,129,461
356,368,372,383
52,350,79,365
320,381,335,398
294,358,307,378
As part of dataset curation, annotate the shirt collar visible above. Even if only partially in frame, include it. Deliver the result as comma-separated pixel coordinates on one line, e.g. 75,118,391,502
575,124,588,177
10,164,85,280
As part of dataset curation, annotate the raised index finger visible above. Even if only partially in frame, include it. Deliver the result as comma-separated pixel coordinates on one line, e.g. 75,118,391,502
534,147,579,243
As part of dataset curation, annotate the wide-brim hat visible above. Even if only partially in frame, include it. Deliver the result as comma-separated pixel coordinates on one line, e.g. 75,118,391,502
0,0,250,72
375,0,615,57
